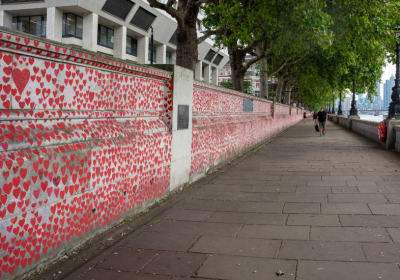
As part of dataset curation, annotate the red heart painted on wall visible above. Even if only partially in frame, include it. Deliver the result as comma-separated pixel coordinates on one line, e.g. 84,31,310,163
12,68,30,95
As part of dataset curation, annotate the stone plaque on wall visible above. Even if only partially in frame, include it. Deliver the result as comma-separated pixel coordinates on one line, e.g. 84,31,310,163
243,99,253,112
177,105,189,130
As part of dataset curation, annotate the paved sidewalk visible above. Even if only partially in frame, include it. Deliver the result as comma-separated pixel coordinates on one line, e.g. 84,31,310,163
67,119,400,280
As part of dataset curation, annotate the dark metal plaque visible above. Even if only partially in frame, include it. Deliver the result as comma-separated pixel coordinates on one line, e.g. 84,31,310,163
177,105,189,130
243,99,253,112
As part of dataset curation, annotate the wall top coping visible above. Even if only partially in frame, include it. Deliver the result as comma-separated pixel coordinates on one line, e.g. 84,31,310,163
348,118,380,126
0,26,172,81
393,125,400,131
193,80,273,103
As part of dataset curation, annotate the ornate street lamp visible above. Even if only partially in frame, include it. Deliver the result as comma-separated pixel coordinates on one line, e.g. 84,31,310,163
332,93,335,114
389,28,400,119
350,79,359,116
337,91,343,115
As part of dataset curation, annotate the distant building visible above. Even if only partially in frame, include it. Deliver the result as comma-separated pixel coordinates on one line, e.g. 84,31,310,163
373,81,381,110
218,55,274,96
383,75,395,110
344,96,351,111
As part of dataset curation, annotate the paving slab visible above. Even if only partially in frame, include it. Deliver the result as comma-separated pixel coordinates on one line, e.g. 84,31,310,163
205,184,252,192
233,192,279,202
297,261,400,280
238,202,284,213
237,225,310,240
250,186,296,193
278,241,365,261
147,220,242,237
385,194,400,203
277,193,327,203
196,255,296,280
328,194,388,203
358,186,390,193
141,252,207,277
189,236,281,258
321,203,371,214
363,243,400,263
346,181,378,187
283,202,320,214
96,248,159,272
296,187,331,193
287,214,339,226
164,209,213,222
331,187,359,193
206,212,287,225
339,215,400,227
176,199,242,211
310,227,391,242
194,190,239,200
387,228,400,243
368,203,400,215
76,269,169,280
126,232,200,251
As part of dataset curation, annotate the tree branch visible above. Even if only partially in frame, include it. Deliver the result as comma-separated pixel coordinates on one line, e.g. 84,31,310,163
197,29,225,45
148,0,185,31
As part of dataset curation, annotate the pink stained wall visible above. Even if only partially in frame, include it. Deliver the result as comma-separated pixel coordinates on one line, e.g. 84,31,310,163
190,82,304,178
0,31,173,279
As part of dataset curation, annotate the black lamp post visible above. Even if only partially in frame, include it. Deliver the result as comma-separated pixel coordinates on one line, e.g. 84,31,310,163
332,93,335,114
350,79,359,116
338,91,343,115
389,28,400,119
150,26,154,65
328,101,331,113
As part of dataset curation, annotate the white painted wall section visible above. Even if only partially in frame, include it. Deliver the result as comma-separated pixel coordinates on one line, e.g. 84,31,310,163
170,65,193,191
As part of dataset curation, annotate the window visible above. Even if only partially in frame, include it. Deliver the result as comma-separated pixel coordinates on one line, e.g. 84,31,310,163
63,14,83,39
101,0,135,20
98,25,114,49
12,15,46,38
126,36,137,56
166,51,173,64
148,43,156,62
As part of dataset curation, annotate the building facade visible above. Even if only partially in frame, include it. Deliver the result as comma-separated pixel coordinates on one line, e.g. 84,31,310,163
383,75,395,111
0,0,229,84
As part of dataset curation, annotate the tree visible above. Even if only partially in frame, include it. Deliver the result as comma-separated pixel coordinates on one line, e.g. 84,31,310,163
148,0,222,72
220,75,254,95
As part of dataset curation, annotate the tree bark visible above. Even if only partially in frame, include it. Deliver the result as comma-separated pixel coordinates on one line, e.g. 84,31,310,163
176,24,198,72
276,78,285,102
228,47,247,92
259,57,269,98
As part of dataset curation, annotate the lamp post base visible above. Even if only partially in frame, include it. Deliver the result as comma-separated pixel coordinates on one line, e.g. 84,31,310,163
349,107,358,117
388,102,400,119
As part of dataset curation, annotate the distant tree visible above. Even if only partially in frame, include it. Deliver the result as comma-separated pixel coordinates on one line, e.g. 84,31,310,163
220,75,253,95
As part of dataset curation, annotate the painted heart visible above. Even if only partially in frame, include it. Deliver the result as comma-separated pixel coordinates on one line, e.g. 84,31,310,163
12,68,30,95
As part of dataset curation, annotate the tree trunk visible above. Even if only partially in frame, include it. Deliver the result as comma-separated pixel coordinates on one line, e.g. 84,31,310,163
284,86,291,104
276,78,285,102
176,24,198,72
228,47,246,92
259,57,269,98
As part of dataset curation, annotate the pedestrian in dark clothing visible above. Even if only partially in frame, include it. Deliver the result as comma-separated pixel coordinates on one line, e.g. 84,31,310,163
317,108,327,137
303,112,307,123
313,112,318,126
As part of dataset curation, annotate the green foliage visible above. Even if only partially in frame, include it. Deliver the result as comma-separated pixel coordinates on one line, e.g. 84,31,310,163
220,76,254,95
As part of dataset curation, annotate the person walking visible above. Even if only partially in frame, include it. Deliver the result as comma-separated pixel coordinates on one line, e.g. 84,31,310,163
313,112,318,126
303,112,307,123
317,108,327,136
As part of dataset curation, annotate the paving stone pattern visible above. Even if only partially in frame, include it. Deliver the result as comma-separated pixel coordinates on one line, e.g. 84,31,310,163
70,120,400,279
